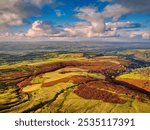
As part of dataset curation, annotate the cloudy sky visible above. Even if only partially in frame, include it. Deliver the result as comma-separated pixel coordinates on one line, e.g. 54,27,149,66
0,0,150,41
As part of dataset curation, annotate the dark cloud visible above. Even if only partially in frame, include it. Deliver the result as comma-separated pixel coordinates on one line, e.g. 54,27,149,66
115,0,150,13
106,22,141,31
15,1,41,17
0,0,53,27
101,0,150,22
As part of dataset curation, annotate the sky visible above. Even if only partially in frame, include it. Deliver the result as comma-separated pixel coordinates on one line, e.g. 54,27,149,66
0,0,150,41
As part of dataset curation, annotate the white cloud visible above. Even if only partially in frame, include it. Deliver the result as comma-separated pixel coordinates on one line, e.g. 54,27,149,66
0,0,53,27
76,7,105,33
99,0,112,2
64,5,145,39
29,0,53,7
0,31,26,41
64,22,117,38
64,7,113,38
0,12,23,26
64,22,94,37
55,10,65,17
26,20,59,37
0,0,22,27
142,33,150,39
64,7,140,38
102,4,130,21
0,0,149,41
64,7,141,38
106,21,140,30
130,31,150,39
0,20,65,41
64,6,113,38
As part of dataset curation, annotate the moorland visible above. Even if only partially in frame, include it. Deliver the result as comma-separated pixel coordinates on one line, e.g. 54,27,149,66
0,41,150,113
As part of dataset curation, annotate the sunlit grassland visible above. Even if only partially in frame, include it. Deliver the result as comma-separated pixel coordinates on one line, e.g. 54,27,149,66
23,67,105,93
0,53,86,70
117,67,150,80
35,86,150,113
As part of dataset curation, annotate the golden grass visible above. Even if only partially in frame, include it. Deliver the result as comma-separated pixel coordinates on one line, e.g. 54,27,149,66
117,67,150,80
22,84,42,93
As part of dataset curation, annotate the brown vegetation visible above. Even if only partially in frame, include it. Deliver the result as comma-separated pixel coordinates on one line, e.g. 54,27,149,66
42,76,96,87
116,79,150,93
0,57,127,85
74,85,126,104
17,76,33,88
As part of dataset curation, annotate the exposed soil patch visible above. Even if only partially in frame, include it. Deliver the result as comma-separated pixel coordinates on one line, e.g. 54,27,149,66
74,85,126,104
